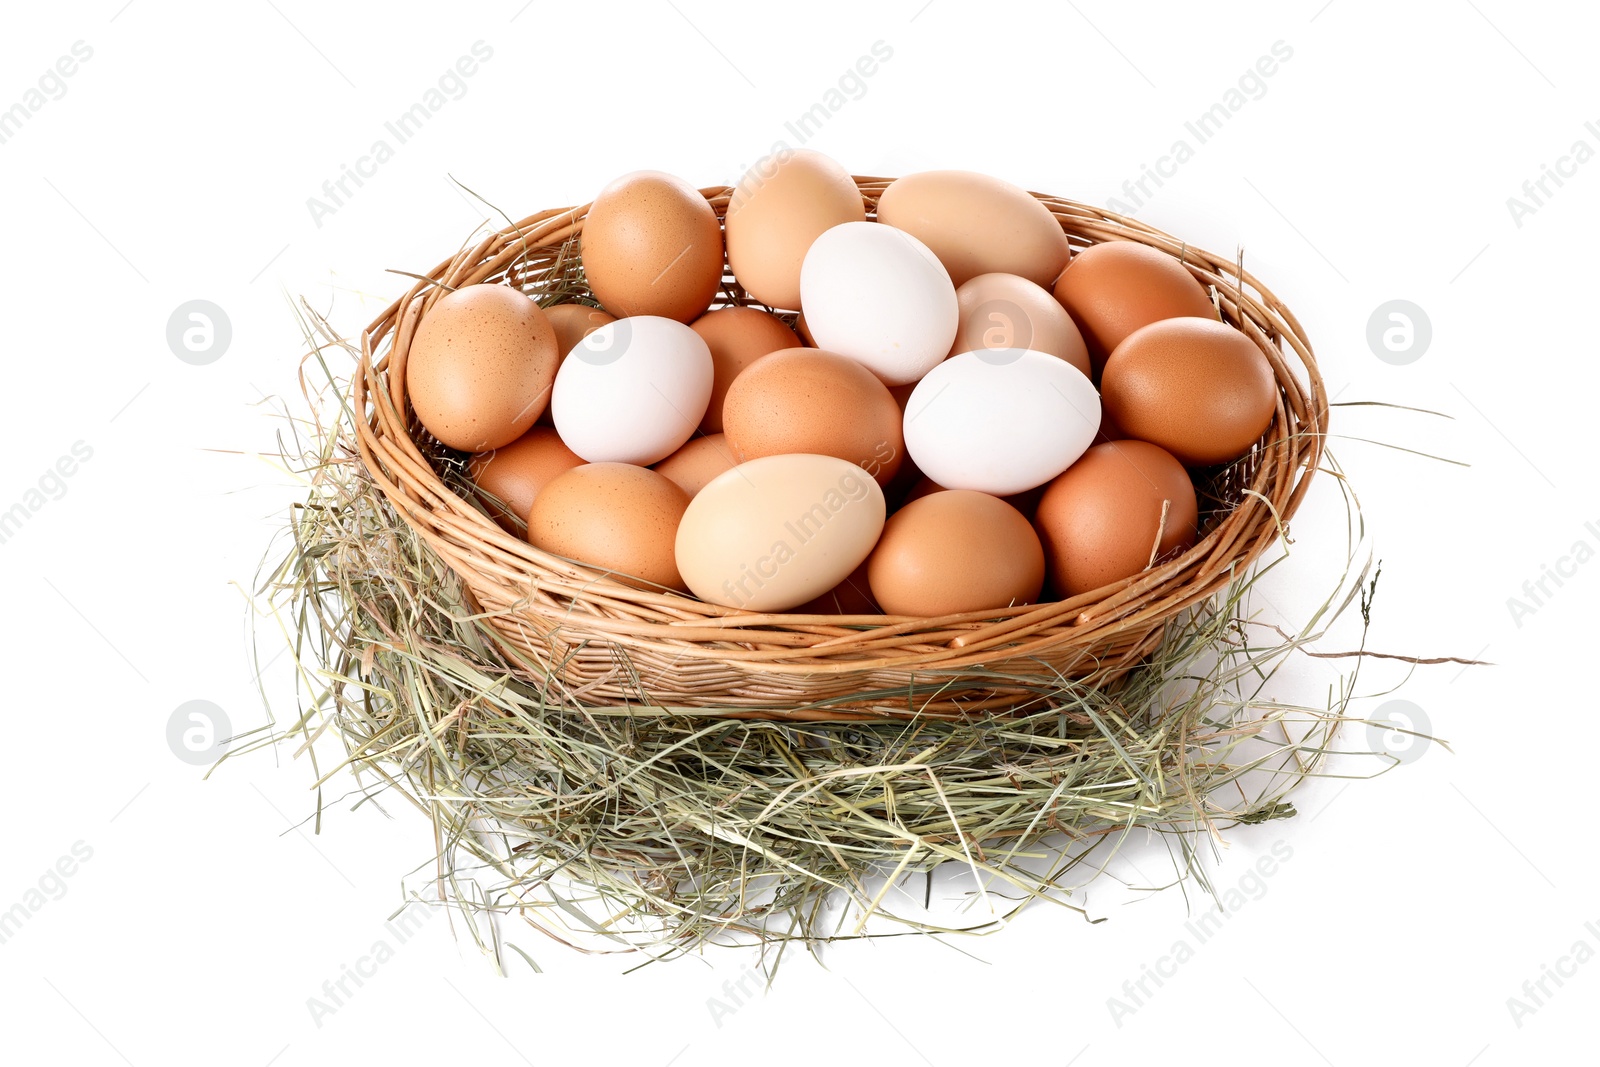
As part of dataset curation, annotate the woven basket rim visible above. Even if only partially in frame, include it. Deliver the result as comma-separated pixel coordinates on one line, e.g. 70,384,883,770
347,176,1328,716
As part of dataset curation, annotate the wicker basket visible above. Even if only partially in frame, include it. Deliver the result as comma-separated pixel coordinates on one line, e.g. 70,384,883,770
351,177,1326,720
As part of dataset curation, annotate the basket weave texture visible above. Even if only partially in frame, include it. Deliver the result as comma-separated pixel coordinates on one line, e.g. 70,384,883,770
352,177,1327,720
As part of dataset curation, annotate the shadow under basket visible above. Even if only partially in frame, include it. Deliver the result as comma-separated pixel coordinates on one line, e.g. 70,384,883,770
352,177,1328,721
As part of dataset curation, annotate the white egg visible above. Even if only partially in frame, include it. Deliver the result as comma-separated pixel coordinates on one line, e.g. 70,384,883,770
552,316,713,465
904,349,1101,495
799,221,958,386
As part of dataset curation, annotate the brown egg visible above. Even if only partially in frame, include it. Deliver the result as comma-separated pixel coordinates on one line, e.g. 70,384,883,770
900,476,943,507
725,150,866,310
1003,484,1046,519
882,448,925,511
688,307,802,432
868,490,1044,616
792,561,880,616
1034,440,1198,598
406,284,559,452
468,426,585,531
1102,317,1277,466
1096,404,1129,446
875,170,1071,289
950,273,1090,376
900,476,1042,518
721,348,905,485
527,463,690,590
1052,241,1218,374
794,311,817,346
580,171,724,322
544,302,616,355
653,433,738,498
537,304,616,424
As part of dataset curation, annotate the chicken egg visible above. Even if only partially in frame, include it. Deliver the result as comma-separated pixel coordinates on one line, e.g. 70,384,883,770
903,349,1100,495
951,272,1089,376
799,221,958,385
654,433,739,498
868,490,1044,616
580,170,724,323
537,304,616,425
725,149,865,310
675,454,886,612
1033,440,1198,597
406,284,559,452
1101,317,1277,466
721,348,905,485
551,316,713,466
1052,241,1218,374
899,476,1043,519
791,561,880,616
468,426,585,531
528,462,690,591
875,170,1071,289
689,306,802,432
543,303,616,358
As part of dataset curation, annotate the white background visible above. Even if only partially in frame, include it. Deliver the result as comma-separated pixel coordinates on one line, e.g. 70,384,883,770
2,1,1594,1064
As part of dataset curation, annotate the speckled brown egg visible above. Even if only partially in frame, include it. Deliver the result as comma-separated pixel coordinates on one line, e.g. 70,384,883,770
689,307,802,432
725,150,866,310
1052,241,1218,374
537,304,616,424
950,272,1090,375
867,490,1044,616
1033,440,1198,598
527,463,690,590
1101,317,1277,466
653,433,739,498
406,284,559,452
721,348,905,485
468,426,585,532
580,171,724,322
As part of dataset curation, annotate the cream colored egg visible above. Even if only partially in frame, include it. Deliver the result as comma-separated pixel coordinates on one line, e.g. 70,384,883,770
675,454,886,612
875,170,1071,289
725,149,865,311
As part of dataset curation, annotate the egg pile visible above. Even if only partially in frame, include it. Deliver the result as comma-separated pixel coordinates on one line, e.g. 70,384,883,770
406,151,1279,618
